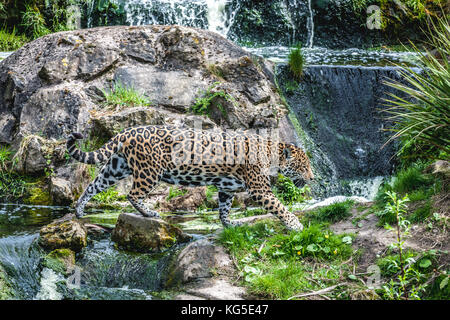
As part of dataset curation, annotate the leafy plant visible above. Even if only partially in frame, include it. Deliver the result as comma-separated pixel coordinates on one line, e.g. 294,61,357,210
272,174,311,206
379,191,420,299
191,82,234,118
21,4,51,39
382,16,450,162
288,43,305,80
91,186,126,204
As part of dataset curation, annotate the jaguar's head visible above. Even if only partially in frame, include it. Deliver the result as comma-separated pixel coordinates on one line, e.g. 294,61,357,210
279,143,314,187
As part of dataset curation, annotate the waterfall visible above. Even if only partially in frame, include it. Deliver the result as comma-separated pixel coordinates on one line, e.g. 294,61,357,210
306,0,314,48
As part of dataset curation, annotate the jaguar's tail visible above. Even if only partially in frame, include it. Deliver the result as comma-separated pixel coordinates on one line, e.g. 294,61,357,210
66,132,120,164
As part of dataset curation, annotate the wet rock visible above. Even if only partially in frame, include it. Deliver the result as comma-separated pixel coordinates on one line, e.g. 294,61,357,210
167,238,234,285
40,249,76,276
13,135,67,176
50,177,73,206
168,238,246,300
158,187,207,213
111,212,192,252
39,219,88,252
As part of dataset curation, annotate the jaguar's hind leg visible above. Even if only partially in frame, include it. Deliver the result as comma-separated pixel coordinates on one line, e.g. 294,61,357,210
218,191,242,227
75,154,131,218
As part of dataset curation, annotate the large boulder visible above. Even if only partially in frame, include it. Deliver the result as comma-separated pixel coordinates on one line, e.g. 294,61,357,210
39,218,88,252
111,212,192,252
0,25,286,148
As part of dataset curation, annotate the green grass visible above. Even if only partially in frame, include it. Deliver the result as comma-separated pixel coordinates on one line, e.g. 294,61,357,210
374,163,441,225
103,81,151,108
305,200,355,224
166,186,188,202
0,27,29,51
288,43,305,80
218,219,355,299
91,186,127,205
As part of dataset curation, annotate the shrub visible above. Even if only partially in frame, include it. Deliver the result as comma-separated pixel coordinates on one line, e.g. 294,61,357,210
272,174,311,206
21,4,51,39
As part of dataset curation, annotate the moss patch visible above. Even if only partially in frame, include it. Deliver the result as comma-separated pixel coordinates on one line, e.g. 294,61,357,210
41,248,75,275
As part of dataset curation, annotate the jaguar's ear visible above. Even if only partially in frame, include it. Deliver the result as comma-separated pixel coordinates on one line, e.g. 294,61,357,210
283,147,292,160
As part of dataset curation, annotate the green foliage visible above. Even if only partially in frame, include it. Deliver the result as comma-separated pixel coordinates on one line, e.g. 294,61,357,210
0,26,29,51
288,43,305,80
305,200,355,223
382,16,450,162
0,145,28,202
377,248,447,300
21,4,51,39
103,81,151,108
272,174,311,206
374,163,440,225
91,186,126,205
218,219,355,299
191,82,234,118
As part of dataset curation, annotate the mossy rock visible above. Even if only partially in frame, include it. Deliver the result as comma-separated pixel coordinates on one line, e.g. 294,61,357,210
41,249,76,275
39,219,87,252
24,186,52,206
0,265,14,300
111,213,192,252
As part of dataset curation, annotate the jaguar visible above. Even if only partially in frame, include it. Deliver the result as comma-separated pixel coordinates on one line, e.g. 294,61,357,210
67,125,314,231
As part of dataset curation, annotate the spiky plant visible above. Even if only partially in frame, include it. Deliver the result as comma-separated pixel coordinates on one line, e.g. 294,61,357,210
382,16,450,161
288,43,305,80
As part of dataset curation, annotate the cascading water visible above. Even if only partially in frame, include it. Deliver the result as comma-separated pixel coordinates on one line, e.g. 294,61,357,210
0,204,180,300
306,0,314,48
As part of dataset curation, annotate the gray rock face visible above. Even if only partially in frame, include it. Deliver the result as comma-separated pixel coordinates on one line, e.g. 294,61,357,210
111,212,192,252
